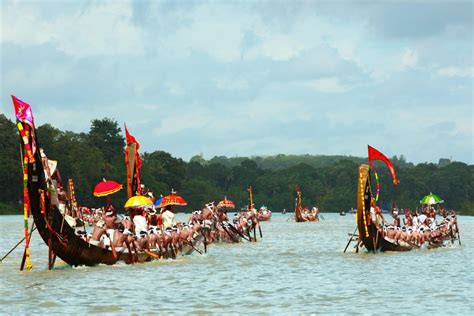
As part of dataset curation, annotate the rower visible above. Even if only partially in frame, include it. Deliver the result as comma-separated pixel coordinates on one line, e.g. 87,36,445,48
370,198,385,236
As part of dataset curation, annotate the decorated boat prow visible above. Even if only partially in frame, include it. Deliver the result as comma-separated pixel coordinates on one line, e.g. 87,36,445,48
12,96,200,269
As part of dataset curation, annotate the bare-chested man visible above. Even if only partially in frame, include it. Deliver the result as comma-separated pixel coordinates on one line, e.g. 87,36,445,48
90,220,106,247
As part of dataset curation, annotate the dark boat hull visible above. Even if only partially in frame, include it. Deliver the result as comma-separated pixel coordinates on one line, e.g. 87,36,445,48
22,127,198,267
356,165,413,252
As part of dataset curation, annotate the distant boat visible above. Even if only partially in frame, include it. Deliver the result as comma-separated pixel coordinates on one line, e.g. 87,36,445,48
339,211,346,216
294,186,319,222
282,209,287,214
348,208,356,214
257,206,272,221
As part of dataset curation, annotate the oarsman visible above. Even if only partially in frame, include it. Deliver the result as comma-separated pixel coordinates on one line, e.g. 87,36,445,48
370,198,385,236
146,207,161,249
112,225,127,253
178,222,193,249
170,225,181,255
189,210,202,225
103,205,117,244
201,202,216,244
90,220,106,247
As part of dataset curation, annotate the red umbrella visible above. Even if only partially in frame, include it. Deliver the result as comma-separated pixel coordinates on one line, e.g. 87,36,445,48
93,179,123,205
156,190,187,208
217,196,235,209
93,179,123,197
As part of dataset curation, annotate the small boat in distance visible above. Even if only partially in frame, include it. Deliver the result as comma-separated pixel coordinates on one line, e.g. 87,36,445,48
339,211,346,216
257,205,272,221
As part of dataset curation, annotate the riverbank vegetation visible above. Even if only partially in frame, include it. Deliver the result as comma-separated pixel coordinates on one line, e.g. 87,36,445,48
1,114,472,215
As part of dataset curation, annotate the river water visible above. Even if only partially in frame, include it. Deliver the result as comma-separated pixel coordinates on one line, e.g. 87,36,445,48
1,213,472,314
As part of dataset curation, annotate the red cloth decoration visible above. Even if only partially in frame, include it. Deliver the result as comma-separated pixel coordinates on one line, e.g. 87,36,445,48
368,145,400,185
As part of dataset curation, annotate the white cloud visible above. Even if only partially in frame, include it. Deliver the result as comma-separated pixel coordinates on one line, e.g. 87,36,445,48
305,77,350,93
153,111,212,135
1,1,144,57
437,66,474,78
401,48,418,68
157,4,251,62
260,34,305,61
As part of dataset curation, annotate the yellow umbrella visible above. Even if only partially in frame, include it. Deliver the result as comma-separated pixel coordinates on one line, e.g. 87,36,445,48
124,195,153,208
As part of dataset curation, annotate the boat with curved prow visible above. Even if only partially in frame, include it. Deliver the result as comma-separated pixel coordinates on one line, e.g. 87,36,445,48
356,164,458,253
357,164,413,252
294,186,318,222
13,96,199,268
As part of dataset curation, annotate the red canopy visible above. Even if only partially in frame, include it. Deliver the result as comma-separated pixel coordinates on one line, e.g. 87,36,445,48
93,179,123,197
156,191,187,208
217,197,235,209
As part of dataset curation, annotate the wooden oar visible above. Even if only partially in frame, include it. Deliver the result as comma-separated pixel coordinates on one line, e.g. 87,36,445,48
1,225,37,263
344,226,358,253
203,232,207,253
227,222,251,242
186,240,203,255
456,223,461,246
144,250,160,258
221,223,239,243
104,231,117,259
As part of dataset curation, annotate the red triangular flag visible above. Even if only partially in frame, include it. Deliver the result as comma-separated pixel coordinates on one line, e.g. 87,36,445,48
368,145,400,185
124,123,140,149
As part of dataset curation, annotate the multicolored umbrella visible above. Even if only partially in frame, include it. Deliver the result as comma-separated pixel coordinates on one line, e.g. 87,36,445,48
420,193,444,205
217,197,235,209
124,195,153,208
156,190,187,208
154,197,163,206
93,179,123,197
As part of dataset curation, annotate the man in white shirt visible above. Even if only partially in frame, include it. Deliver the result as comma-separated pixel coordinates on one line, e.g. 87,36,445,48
161,205,177,229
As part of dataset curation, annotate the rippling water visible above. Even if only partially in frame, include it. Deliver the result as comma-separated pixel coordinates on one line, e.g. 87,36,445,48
1,214,473,314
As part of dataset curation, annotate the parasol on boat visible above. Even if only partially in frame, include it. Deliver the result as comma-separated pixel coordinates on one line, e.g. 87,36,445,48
217,196,235,209
124,195,153,208
153,196,163,207
93,179,123,205
420,193,444,205
156,190,187,208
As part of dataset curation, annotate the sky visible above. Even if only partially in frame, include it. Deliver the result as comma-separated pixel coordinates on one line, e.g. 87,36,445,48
1,0,472,164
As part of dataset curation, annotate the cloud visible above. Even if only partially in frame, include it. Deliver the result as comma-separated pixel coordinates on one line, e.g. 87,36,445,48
305,77,350,93
1,0,472,164
401,49,418,69
437,66,474,78
1,1,144,57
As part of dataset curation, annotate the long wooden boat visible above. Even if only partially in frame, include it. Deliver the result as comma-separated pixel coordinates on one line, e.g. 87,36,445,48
257,207,272,221
14,100,198,268
294,186,318,222
356,164,459,252
357,164,413,252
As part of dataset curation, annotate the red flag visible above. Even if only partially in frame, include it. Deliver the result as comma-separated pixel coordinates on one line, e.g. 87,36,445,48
368,145,400,185
12,95,35,128
124,124,142,197
124,124,139,149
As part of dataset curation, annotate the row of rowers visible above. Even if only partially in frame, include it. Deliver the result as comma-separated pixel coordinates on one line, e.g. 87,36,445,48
75,201,262,255
370,200,459,247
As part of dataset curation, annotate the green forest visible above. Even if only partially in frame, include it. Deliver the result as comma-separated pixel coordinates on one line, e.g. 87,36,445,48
1,114,473,215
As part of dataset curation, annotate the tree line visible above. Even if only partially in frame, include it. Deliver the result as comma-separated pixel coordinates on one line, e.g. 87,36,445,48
0,114,473,215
